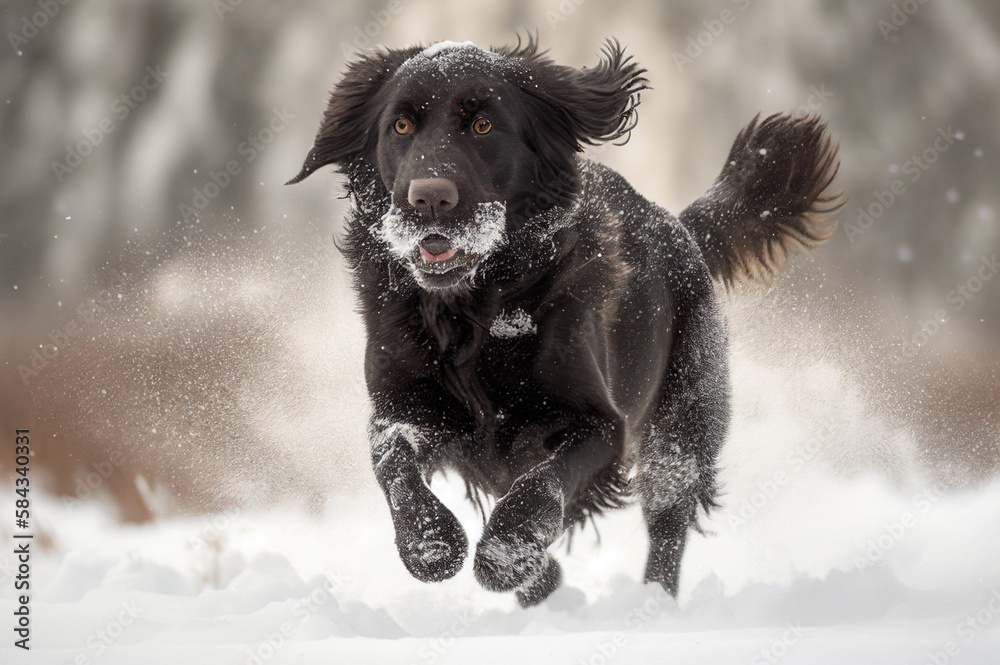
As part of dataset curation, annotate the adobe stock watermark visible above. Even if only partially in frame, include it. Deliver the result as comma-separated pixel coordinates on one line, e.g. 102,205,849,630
51,64,169,182
924,588,1000,665
546,0,588,29
212,0,244,20
338,0,415,59
418,607,484,664
0,555,16,586
244,569,346,665
73,600,144,664
575,586,675,665
673,0,753,72
878,0,930,43
188,508,241,555
7,0,72,55
843,126,962,245
794,85,833,118
17,276,127,387
889,254,999,362
727,419,836,531
853,485,943,571
186,509,242,589
62,451,127,513
750,624,806,665
371,311,424,370
178,106,295,222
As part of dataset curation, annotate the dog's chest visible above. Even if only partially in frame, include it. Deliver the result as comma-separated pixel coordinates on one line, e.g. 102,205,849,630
478,309,540,403
488,308,538,340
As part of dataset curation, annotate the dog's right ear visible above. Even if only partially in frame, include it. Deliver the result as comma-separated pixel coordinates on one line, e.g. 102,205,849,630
286,47,421,185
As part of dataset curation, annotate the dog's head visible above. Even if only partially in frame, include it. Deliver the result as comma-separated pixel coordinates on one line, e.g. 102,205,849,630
289,37,647,290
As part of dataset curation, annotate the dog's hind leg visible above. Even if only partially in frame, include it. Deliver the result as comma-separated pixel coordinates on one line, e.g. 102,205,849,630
370,421,468,583
637,256,730,596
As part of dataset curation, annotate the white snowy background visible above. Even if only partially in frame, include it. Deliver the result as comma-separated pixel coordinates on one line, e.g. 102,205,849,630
1,0,999,663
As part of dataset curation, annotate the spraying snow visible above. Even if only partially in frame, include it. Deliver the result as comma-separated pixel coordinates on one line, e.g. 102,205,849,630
5,224,998,663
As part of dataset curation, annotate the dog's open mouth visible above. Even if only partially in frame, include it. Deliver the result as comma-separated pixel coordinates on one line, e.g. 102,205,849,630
419,246,457,263
412,234,481,286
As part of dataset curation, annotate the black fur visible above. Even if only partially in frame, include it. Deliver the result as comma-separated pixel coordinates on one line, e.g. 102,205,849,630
679,113,843,285
290,36,841,606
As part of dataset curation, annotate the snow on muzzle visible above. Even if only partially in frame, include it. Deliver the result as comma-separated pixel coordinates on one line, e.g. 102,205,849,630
376,201,507,275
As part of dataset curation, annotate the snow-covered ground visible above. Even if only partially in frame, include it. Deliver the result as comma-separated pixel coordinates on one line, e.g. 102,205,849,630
4,472,1000,663
5,355,1000,663
4,233,998,663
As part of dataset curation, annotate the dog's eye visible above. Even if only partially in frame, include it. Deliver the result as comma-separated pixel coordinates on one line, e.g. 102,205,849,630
473,117,492,135
394,117,414,135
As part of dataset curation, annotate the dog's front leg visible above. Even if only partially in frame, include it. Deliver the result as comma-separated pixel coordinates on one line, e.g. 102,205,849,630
473,417,621,606
370,421,468,583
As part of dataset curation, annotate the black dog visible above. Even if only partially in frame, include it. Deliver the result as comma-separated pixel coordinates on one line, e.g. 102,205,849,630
289,37,840,606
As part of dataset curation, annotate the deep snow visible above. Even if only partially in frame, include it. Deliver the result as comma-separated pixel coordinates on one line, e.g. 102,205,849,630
4,356,999,663
3,471,1000,663
3,229,998,664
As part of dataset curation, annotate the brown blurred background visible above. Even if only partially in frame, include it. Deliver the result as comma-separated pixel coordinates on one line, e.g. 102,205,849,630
1,0,997,522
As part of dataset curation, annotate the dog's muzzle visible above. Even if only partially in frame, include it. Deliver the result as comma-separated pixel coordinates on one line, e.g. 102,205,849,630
377,200,508,289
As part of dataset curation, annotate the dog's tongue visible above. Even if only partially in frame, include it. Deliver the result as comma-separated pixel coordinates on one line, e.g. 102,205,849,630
418,236,456,262
419,246,457,262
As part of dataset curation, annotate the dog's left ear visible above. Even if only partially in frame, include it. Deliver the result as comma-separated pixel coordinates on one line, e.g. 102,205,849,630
515,39,648,204
532,39,649,149
286,46,421,185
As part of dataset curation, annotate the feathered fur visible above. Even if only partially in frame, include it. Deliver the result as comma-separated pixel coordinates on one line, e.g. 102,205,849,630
679,113,844,286
288,37,842,606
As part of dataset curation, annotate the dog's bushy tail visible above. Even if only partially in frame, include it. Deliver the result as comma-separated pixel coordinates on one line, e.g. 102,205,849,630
679,113,844,287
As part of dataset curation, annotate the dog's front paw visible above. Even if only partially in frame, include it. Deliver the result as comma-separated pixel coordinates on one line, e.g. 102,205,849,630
390,481,468,583
474,531,549,593
473,470,564,596
516,555,562,607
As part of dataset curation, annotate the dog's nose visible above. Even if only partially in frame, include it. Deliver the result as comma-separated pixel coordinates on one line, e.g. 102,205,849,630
408,178,459,217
